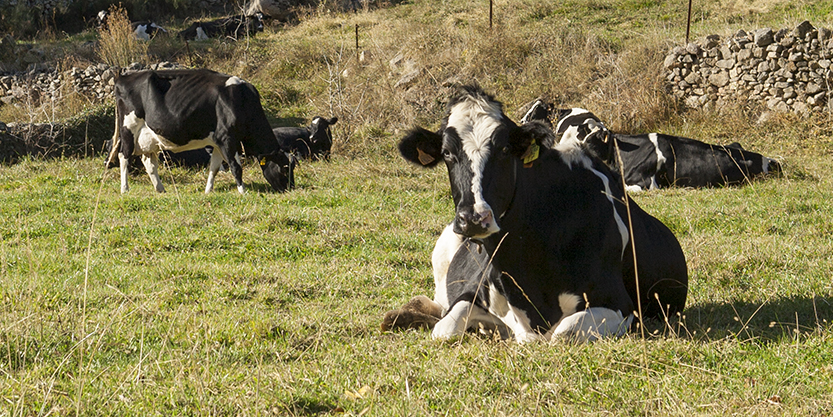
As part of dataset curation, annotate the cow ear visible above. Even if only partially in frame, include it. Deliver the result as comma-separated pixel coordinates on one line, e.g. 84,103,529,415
399,127,443,167
328,117,338,125
512,121,555,156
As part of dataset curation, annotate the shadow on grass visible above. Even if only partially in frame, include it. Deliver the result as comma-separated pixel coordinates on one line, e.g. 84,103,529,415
642,295,833,342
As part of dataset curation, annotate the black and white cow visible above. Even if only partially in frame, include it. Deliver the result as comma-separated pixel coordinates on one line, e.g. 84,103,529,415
97,10,168,40
272,116,338,160
522,100,782,190
392,86,687,342
106,68,295,193
178,13,264,41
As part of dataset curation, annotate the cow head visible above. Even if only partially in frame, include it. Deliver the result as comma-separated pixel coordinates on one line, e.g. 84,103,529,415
245,12,265,35
560,118,613,162
399,86,550,239
308,116,338,160
259,151,296,192
519,98,553,127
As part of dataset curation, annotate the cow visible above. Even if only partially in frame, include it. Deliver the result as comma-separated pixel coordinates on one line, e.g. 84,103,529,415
521,100,782,190
272,116,338,160
178,13,264,41
97,10,168,40
390,86,687,343
106,68,295,194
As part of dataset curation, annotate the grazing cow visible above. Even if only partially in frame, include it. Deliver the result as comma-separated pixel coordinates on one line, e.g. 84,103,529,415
392,86,687,343
178,13,264,41
522,100,781,190
97,10,168,40
106,68,295,193
272,116,338,160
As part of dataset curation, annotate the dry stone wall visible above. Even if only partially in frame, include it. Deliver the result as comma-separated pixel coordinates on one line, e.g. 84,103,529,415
0,61,181,109
665,20,833,116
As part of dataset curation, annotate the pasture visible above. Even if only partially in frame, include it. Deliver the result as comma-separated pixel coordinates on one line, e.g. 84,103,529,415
2,0,833,414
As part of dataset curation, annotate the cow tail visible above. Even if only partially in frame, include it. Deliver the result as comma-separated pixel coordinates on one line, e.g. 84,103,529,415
106,99,121,167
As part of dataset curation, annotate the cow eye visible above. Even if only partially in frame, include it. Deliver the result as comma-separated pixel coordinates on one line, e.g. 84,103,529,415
501,146,510,155
442,148,452,160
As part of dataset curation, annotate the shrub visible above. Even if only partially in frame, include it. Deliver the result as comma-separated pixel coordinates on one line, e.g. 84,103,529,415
97,4,149,67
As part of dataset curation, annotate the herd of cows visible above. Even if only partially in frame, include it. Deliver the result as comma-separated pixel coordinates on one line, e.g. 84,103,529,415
97,10,265,41
103,66,781,343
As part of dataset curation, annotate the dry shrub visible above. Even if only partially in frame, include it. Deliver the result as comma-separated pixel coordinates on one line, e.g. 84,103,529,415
98,4,148,67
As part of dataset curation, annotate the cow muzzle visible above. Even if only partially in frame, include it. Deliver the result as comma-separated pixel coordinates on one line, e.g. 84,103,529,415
453,206,499,238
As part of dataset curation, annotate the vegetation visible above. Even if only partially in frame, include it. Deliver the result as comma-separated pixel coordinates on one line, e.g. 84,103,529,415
2,0,833,414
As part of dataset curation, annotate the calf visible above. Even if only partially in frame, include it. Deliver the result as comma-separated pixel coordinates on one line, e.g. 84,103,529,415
272,116,338,160
106,68,295,193
522,101,781,190
178,13,264,41
393,86,687,343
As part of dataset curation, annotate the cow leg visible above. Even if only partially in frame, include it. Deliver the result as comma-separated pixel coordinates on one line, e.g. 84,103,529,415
432,301,496,340
549,307,633,343
205,149,225,193
141,153,165,193
216,143,245,194
118,153,130,193
431,224,465,313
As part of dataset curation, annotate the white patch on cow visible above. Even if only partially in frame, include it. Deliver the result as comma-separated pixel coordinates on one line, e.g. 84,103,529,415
225,76,245,87
647,133,666,190
118,153,130,194
486,284,540,343
122,111,221,193
520,99,544,124
447,97,504,237
555,108,592,134
542,292,582,340
558,293,582,317
763,158,773,174
555,125,591,166
141,153,165,192
626,184,645,193
195,27,209,40
124,111,217,154
205,149,224,193
549,307,633,343
432,301,496,340
431,224,464,313
133,25,150,41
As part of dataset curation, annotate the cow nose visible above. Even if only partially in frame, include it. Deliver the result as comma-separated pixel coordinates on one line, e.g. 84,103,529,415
453,209,493,237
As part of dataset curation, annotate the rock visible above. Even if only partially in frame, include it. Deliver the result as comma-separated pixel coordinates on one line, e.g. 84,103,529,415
709,72,730,87
793,21,815,40
754,28,774,46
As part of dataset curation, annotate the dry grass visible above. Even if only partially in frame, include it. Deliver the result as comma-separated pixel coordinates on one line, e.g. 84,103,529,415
97,5,149,68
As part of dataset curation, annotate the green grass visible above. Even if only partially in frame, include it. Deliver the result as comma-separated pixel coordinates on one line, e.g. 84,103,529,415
3,0,833,414
2,147,833,414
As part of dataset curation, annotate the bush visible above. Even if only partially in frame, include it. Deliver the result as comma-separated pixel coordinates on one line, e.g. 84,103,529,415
97,4,149,67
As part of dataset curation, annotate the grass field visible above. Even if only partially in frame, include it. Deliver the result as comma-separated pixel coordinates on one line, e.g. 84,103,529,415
3,0,833,414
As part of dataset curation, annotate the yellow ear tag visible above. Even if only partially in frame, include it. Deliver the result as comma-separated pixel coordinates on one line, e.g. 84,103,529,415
522,141,540,166
260,157,267,166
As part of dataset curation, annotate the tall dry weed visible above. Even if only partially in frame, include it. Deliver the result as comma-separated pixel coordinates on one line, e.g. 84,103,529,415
98,5,148,68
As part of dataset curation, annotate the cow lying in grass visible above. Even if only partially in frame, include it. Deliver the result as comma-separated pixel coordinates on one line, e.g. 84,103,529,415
384,86,688,343
520,99,782,191
272,116,338,160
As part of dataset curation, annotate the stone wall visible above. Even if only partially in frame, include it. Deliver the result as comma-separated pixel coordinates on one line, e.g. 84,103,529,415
664,20,833,115
0,61,180,109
